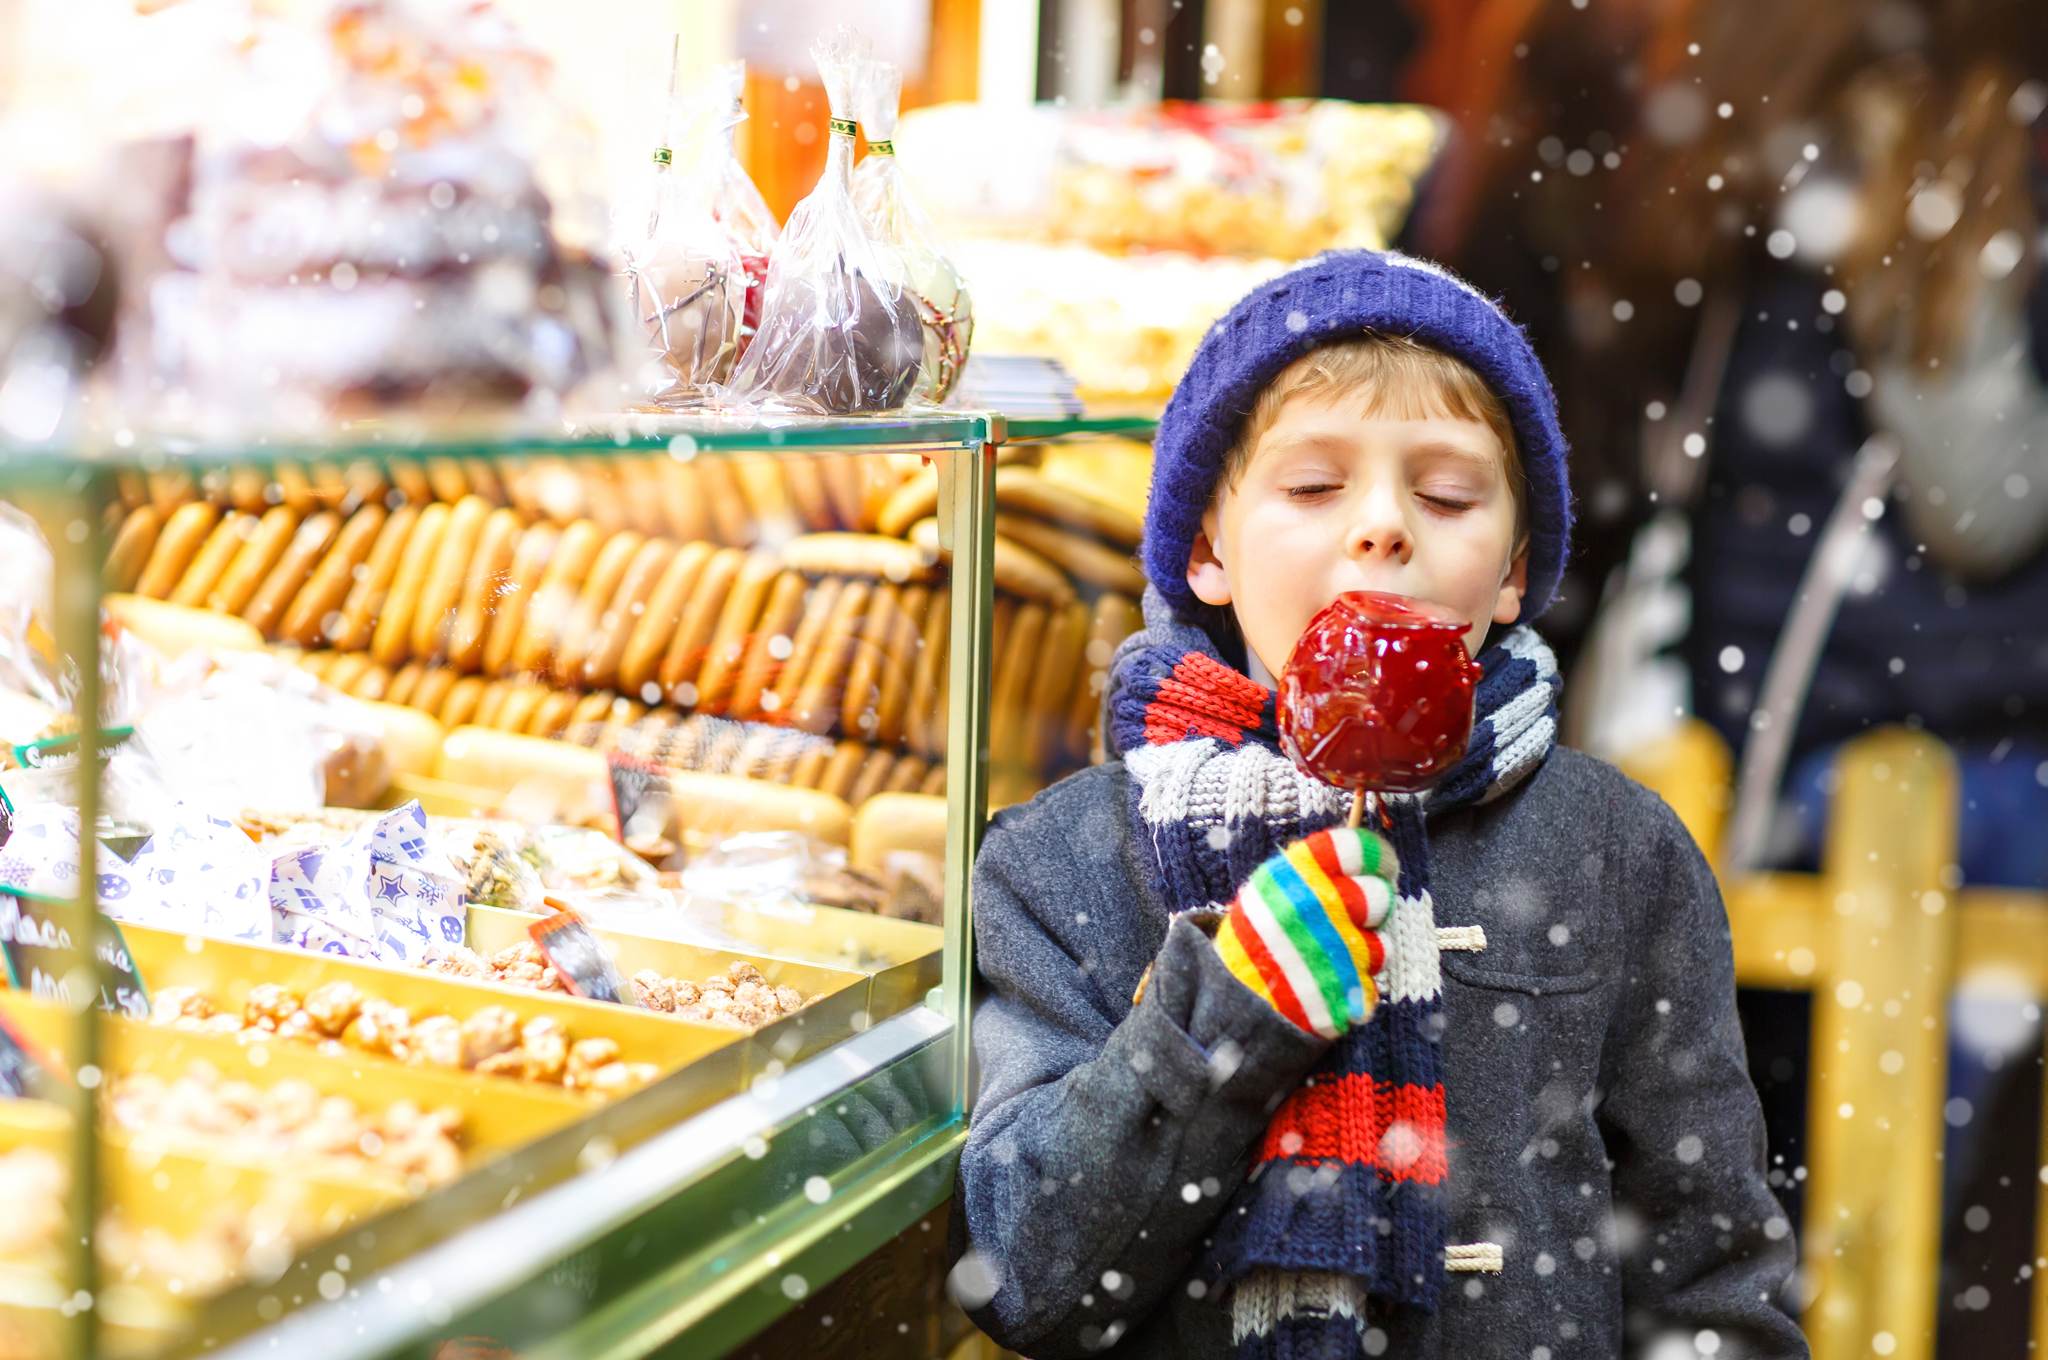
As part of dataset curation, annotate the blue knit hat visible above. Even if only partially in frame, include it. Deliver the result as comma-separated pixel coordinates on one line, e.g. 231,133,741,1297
1143,249,1573,625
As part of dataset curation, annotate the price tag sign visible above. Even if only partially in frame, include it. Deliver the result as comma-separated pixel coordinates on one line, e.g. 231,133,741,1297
0,1010,57,1098
606,751,675,862
0,891,151,1020
528,903,638,1007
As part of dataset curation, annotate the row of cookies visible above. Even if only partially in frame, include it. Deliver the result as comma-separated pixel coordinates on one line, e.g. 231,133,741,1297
108,448,943,548
111,490,1139,775
288,649,945,807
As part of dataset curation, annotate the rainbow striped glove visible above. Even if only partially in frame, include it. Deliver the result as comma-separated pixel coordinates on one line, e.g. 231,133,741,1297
1214,827,1399,1040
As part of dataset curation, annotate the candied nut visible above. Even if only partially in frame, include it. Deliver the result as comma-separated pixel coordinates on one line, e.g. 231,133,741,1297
565,1037,621,1089
459,1006,520,1068
773,984,805,1014
243,983,299,1028
631,970,675,1012
405,1015,464,1068
275,1009,320,1041
150,986,213,1024
476,1048,540,1081
301,981,365,1037
519,1017,570,1083
585,1061,657,1095
343,1000,410,1057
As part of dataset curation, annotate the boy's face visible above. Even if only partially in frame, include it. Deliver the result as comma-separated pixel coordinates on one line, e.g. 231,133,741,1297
1187,388,1528,679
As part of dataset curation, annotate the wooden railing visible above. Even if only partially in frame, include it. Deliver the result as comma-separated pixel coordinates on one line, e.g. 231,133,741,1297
1620,721,2048,1360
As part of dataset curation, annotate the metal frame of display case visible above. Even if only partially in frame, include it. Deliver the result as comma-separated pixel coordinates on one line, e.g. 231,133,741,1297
0,409,1157,1360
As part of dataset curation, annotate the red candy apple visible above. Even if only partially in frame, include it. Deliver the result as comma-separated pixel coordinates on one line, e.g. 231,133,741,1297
1276,591,1482,795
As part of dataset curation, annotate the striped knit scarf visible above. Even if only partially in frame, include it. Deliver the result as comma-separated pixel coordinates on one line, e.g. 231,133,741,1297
1104,587,1560,1357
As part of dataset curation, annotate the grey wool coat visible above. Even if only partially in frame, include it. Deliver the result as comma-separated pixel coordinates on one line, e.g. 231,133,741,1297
950,747,1810,1359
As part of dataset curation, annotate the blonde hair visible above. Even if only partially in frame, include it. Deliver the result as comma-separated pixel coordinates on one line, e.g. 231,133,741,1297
1224,332,1526,537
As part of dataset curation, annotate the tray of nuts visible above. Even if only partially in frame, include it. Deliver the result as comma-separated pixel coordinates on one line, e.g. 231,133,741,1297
460,906,874,1075
114,925,754,1121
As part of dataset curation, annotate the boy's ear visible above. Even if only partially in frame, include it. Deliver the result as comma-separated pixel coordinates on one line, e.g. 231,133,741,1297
1492,543,1529,627
1187,514,1233,609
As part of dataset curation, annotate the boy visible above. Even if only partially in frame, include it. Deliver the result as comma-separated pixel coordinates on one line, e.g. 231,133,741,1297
951,251,1806,1359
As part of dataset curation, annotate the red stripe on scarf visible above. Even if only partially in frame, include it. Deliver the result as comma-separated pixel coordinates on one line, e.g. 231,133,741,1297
1254,1076,1449,1184
1142,653,1269,747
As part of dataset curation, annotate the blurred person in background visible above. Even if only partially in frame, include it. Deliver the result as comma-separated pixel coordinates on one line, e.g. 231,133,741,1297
1410,0,2046,1350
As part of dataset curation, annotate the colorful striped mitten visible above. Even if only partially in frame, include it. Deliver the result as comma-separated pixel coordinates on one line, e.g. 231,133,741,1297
1214,827,1399,1040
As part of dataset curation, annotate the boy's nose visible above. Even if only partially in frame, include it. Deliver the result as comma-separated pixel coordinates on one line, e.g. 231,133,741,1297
1347,517,1412,565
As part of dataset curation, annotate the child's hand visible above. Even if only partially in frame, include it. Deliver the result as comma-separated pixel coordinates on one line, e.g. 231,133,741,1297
1214,827,1398,1039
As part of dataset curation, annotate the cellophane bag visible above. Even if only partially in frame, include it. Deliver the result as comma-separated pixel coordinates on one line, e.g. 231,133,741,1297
852,58,973,404
617,53,747,407
723,32,922,415
705,61,780,351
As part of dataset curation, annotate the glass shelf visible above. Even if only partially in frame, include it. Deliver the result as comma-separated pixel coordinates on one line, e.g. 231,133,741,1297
0,411,1158,477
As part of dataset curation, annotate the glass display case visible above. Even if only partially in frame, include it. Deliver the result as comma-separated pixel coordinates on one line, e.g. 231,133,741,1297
0,410,1158,1360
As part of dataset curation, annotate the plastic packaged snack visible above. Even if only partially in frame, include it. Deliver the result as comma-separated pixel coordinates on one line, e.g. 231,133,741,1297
724,32,922,415
852,58,973,404
703,61,780,349
618,46,748,407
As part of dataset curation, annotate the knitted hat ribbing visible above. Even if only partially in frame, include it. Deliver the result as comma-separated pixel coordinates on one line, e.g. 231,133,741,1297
1142,249,1573,625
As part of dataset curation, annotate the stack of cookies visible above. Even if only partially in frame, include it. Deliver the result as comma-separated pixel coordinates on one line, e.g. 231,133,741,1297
104,447,1146,809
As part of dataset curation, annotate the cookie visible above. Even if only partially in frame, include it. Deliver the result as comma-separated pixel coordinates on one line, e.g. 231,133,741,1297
551,529,646,687
725,569,810,722
166,510,252,608
106,506,162,594
385,661,426,708
695,553,786,715
873,585,930,748
133,502,219,600
1029,600,1092,776
817,454,868,530
905,519,1075,606
424,457,471,507
732,455,803,547
243,509,340,638
333,504,420,653
761,576,843,722
410,494,493,663
784,456,838,533
527,689,580,740
996,467,1143,548
509,518,603,676
620,541,715,699
658,546,745,701
482,521,562,678
650,458,715,543
839,582,905,743
990,602,1049,773
447,507,522,673
817,740,870,802
782,532,939,585
581,537,678,693
410,665,458,718
694,457,756,549
995,512,1146,597
790,578,874,735
1071,592,1139,765
439,675,488,729
207,506,301,616
906,585,951,759
845,746,896,807
876,464,938,538
281,504,385,648
884,754,929,795
370,500,451,668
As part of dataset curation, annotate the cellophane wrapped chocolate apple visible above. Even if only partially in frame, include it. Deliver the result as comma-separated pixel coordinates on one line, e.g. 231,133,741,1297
723,31,922,415
704,60,780,351
1276,591,1481,795
852,57,972,404
617,50,748,407
165,0,618,431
